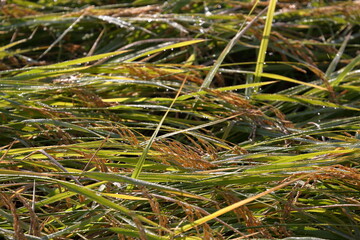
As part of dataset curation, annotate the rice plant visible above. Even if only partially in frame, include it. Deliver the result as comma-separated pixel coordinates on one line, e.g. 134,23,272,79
0,0,359,239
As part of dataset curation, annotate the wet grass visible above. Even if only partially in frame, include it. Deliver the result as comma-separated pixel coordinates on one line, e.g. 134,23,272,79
0,0,360,239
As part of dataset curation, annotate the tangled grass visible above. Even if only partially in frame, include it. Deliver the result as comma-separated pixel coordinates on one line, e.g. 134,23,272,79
0,0,359,239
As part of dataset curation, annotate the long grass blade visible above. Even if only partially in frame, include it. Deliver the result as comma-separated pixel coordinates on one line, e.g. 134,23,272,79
127,76,188,190
331,54,360,87
124,40,205,62
199,7,267,91
38,7,90,59
325,31,352,78
251,0,277,94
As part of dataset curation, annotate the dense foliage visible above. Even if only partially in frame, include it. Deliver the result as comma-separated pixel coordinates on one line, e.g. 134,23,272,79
0,0,359,239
